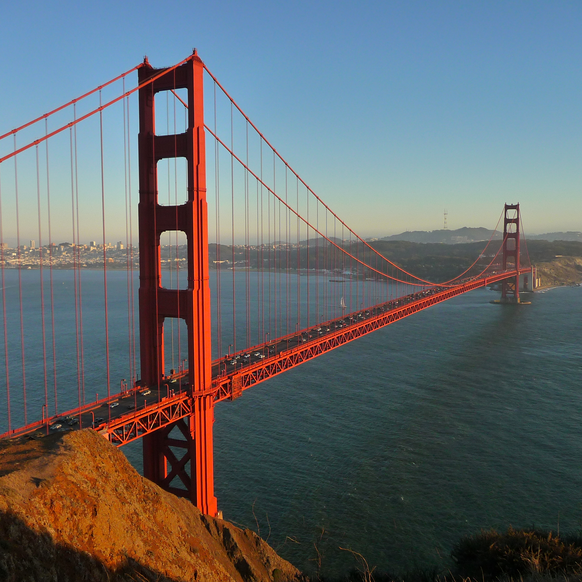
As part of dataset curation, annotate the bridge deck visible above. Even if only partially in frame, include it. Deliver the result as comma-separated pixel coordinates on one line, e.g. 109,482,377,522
1,269,530,444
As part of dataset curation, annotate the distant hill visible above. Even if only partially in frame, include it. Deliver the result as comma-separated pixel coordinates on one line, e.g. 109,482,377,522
377,227,499,244
376,228,582,244
297,236,343,247
527,231,582,242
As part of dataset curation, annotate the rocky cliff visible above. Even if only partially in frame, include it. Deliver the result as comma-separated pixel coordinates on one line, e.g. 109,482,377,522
0,429,303,582
535,256,582,288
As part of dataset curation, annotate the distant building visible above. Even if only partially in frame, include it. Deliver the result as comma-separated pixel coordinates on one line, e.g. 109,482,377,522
30,240,35,249
116,241,124,251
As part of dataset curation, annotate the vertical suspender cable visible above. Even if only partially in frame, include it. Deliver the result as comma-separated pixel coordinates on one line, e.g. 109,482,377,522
296,180,300,330
520,214,532,268
213,82,222,357
345,224,350,313
179,89,188,366
35,146,48,418
323,206,326,322
165,92,175,370
274,155,278,339
69,125,82,410
267,152,272,343
285,167,289,337
306,186,309,329
123,78,134,386
176,81,186,371
286,176,290,334
13,136,27,425
75,115,86,404
126,93,137,386
45,120,58,415
230,101,236,352
152,84,161,385
245,120,250,349
325,209,329,319
99,91,111,411
0,168,10,432
260,140,264,344
258,175,260,342
277,175,282,337
315,200,321,326
173,77,182,372
336,217,339,314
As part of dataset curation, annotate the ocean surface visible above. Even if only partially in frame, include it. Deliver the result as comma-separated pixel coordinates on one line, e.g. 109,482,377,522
210,284,582,577
1,269,581,577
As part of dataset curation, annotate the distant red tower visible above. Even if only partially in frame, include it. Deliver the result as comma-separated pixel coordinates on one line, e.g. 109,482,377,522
138,52,217,516
501,203,521,303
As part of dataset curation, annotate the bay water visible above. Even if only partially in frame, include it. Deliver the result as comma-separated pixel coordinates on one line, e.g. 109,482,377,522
212,284,582,577
1,269,581,577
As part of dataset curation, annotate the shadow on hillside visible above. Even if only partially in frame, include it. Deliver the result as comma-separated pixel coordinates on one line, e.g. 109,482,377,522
0,510,182,582
0,432,66,478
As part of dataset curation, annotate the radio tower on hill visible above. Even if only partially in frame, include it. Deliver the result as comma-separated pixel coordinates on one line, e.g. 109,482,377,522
444,209,448,230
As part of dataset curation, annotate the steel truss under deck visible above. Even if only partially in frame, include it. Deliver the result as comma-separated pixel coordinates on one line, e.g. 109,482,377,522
99,268,528,447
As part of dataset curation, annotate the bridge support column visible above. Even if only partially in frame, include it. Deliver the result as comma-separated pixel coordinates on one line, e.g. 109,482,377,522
142,410,215,512
501,203,521,304
138,52,217,516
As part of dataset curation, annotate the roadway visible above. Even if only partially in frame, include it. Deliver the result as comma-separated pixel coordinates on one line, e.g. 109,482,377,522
2,269,529,443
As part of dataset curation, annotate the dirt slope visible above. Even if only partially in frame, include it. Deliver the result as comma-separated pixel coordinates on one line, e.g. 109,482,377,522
535,257,582,288
0,429,303,582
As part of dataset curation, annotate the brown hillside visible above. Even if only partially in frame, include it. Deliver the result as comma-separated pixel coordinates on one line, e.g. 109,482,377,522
535,257,582,288
0,429,303,582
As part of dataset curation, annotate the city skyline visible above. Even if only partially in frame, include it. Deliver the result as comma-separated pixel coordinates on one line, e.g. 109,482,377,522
1,1,580,239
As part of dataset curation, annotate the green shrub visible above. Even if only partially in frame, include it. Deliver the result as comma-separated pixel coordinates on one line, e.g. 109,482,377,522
451,527,582,580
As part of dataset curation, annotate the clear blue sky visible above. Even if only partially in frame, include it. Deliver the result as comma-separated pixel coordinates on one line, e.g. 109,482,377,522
1,0,580,237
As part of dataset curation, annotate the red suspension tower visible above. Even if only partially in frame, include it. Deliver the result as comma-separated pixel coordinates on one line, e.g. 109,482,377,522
138,52,217,516
501,203,521,303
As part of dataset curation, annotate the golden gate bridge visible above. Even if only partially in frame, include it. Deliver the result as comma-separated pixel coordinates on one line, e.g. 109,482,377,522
0,51,532,517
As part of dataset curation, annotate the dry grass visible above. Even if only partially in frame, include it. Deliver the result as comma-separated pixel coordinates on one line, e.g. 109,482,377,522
314,528,582,582
451,527,582,580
